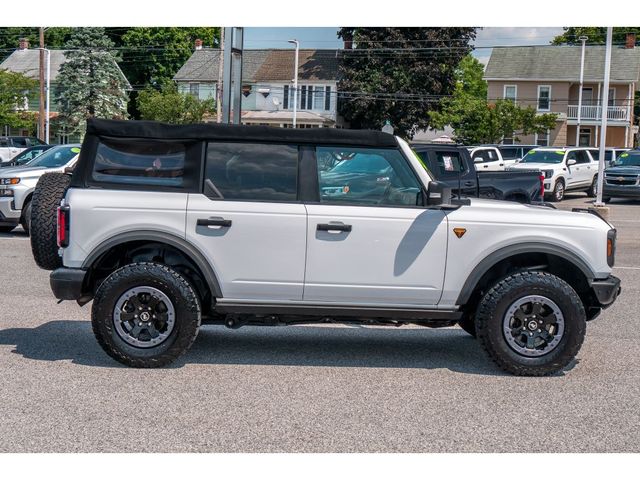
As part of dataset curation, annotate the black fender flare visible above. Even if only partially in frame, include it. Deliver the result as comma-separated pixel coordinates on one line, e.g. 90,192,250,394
455,242,596,305
81,230,223,298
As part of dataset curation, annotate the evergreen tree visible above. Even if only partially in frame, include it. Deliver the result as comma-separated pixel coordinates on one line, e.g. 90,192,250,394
55,27,129,135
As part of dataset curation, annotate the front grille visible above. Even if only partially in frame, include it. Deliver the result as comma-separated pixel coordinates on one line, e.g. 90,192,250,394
605,174,639,186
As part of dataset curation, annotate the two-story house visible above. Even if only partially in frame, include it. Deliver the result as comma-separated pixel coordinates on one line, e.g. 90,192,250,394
484,35,640,148
173,43,341,128
1,38,130,142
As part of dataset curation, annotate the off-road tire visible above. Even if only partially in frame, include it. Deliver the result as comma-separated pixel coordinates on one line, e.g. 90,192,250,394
0,226,15,233
475,271,586,376
30,172,71,270
551,179,565,202
586,175,597,198
458,313,477,337
92,262,202,368
20,199,32,235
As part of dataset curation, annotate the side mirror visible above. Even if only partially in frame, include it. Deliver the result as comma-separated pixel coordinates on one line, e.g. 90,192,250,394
567,159,577,166
427,181,452,206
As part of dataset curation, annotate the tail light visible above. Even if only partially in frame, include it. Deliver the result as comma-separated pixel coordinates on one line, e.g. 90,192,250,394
607,229,616,267
57,205,70,248
539,174,545,200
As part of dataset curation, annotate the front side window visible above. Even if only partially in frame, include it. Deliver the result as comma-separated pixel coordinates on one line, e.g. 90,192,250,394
575,151,591,164
92,139,186,187
316,146,421,206
12,137,27,148
434,151,464,176
538,86,551,111
205,142,298,202
499,147,519,160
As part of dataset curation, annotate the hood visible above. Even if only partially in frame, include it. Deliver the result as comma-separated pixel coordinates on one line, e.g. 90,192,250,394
606,166,640,174
0,166,53,178
508,162,556,171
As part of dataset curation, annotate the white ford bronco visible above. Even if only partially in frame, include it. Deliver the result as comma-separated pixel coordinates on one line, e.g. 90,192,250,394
34,119,620,375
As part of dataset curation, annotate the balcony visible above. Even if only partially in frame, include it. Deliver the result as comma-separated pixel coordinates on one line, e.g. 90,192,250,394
567,105,629,122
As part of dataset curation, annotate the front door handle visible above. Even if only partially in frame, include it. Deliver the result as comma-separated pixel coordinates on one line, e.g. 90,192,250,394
197,217,232,228
464,181,475,186
317,223,352,233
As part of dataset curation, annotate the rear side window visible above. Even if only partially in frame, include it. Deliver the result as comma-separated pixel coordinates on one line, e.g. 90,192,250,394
12,137,27,148
434,151,464,176
92,138,187,187
205,142,298,201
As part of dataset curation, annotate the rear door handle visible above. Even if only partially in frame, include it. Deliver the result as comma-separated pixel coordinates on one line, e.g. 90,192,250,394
197,217,232,228
317,223,352,233
464,181,475,186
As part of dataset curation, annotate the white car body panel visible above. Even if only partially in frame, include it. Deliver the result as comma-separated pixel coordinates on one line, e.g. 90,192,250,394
185,194,307,301
469,147,506,172
62,189,188,268
304,204,448,306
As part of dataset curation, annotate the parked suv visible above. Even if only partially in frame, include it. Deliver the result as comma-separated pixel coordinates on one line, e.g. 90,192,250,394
36,119,620,375
0,144,80,233
509,147,599,201
601,149,640,201
0,136,46,163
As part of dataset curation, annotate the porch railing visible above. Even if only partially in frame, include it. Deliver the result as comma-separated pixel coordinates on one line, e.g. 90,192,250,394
567,105,629,121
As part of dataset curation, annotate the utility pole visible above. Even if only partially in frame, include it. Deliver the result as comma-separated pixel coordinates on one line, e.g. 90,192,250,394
595,27,613,208
216,28,225,123
38,27,45,141
288,39,299,128
575,35,588,146
221,27,244,124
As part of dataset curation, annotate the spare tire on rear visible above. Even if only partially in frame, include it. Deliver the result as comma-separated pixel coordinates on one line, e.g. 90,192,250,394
30,172,71,270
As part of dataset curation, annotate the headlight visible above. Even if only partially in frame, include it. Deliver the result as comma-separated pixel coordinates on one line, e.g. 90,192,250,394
543,170,554,179
0,178,20,185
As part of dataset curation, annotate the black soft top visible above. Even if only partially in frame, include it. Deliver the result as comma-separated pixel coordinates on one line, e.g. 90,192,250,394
87,118,398,148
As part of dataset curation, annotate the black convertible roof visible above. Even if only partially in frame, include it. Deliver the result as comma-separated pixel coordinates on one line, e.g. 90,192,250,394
86,118,398,148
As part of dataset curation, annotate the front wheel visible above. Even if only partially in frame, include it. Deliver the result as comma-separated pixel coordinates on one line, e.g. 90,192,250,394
475,271,586,376
551,179,565,202
92,262,202,368
20,200,31,235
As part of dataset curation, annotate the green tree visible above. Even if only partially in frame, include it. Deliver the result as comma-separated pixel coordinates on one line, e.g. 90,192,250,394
429,55,557,144
337,27,477,139
55,28,129,135
0,69,38,131
552,27,640,45
0,28,74,61
120,27,220,88
137,81,214,124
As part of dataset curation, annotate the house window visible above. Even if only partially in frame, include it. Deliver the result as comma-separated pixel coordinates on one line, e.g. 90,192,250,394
504,85,517,103
502,136,514,145
535,129,550,146
300,86,307,110
608,87,615,107
189,83,199,98
325,86,331,111
283,85,289,109
314,86,324,110
579,128,591,147
537,85,551,111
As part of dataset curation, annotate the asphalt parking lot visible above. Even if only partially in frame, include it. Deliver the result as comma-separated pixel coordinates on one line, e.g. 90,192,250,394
0,193,639,453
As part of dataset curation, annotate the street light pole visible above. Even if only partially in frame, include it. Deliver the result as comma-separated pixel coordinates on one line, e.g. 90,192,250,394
288,39,299,128
44,48,50,144
575,35,588,146
595,27,613,207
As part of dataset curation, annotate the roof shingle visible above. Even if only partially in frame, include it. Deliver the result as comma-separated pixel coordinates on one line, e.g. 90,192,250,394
484,45,640,83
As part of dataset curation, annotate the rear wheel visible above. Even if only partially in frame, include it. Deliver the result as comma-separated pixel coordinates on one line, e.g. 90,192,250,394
475,271,586,376
586,175,597,197
92,262,202,368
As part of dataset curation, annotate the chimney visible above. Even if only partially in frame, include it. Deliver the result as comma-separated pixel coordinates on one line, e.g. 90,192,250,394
18,38,29,50
343,33,353,50
194,39,203,50
626,33,636,49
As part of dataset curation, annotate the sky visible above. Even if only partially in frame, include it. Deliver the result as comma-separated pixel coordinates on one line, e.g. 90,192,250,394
243,27,566,64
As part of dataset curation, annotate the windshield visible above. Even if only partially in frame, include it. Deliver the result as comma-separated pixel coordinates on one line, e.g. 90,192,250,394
614,151,640,167
27,145,80,168
12,146,49,165
329,154,391,174
520,149,565,164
